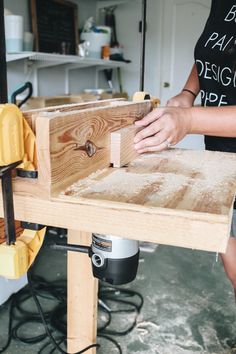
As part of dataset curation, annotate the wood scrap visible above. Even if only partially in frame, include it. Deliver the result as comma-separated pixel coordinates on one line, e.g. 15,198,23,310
110,125,140,167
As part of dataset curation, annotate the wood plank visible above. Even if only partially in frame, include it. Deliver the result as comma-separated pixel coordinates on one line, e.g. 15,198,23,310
12,101,151,200
13,177,50,200
1,148,235,252
0,188,231,253
62,149,236,216
23,98,124,131
0,219,22,244
67,230,98,354
110,125,140,167
36,101,152,195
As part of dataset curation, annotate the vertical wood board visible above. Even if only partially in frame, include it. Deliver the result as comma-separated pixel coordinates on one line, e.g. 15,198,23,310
110,125,140,167
35,101,152,195
67,230,98,354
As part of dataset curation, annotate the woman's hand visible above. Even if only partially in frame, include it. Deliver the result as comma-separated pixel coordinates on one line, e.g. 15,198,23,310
166,91,195,107
134,107,192,153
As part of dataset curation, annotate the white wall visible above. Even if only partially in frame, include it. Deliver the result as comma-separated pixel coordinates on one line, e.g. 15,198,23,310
5,0,99,97
110,0,162,98
5,0,163,98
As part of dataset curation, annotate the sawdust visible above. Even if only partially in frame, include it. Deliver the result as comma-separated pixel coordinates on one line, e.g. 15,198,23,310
61,149,236,214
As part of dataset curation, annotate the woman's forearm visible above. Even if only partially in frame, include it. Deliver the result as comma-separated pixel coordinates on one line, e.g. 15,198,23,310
183,64,200,96
189,106,236,137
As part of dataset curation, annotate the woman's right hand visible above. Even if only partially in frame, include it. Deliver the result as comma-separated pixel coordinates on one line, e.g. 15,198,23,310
166,91,196,107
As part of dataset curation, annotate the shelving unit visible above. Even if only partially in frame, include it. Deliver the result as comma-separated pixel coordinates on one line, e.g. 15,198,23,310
6,51,128,95
97,0,132,10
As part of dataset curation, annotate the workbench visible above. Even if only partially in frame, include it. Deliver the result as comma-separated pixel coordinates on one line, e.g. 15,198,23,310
1,99,236,353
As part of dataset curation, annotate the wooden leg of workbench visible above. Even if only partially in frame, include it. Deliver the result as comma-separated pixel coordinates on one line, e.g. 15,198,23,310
67,230,98,354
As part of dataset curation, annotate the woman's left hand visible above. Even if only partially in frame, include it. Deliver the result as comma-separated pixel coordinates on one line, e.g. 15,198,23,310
134,107,192,153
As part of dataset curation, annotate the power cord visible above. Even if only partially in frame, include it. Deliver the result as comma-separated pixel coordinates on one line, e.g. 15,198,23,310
27,269,100,354
0,272,143,354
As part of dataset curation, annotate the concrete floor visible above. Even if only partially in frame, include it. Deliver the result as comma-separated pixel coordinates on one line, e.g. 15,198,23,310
1,232,236,354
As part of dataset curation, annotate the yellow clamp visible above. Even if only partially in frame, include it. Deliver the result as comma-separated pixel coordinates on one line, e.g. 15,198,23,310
0,103,37,170
132,91,160,108
0,227,46,279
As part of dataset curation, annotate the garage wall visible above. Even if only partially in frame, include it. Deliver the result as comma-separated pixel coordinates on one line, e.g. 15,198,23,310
113,0,162,98
5,0,163,98
5,0,99,97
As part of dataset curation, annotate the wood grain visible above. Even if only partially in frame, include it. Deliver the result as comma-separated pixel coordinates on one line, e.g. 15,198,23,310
63,149,236,215
0,219,22,244
67,230,98,354
0,191,231,253
12,100,151,199
40,101,152,195
23,99,124,131
110,125,140,167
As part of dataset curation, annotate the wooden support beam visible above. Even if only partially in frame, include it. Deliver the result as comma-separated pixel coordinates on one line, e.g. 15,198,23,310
67,230,98,354
0,186,232,253
110,125,140,167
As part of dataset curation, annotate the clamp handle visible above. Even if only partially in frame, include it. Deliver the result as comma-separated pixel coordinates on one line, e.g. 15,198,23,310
11,81,33,108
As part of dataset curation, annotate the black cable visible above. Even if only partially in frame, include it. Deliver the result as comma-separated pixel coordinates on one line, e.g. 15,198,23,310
98,286,144,336
12,318,49,344
0,272,143,354
0,296,15,353
38,336,66,354
50,304,67,335
27,269,100,354
97,304,112,332
98,334,122,354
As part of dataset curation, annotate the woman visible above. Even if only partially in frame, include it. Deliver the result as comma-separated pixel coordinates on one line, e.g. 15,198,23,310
134,0,236,296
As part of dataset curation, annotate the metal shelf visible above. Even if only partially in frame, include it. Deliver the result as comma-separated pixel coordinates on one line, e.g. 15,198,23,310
6,52,128,95
97,0,132,10
6,51,127,68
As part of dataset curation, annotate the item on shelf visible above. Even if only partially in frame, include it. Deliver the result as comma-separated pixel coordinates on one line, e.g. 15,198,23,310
83,89,128,101
4,8,12,16
78,40,90,58
102,45,110,60
81,17,111,59
84,88,112,95
23,32,34,51
30,0,78,55
4,14,24,53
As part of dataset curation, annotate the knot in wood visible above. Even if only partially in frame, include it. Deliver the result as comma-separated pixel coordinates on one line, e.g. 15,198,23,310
85,140,96,157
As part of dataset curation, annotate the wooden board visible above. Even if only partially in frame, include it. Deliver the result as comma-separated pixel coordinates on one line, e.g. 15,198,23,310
13,100,151,199
62,149,236,215
23,98,124,131
67,230,98,354
110,125,140,167
57,148,236,252
35,101,152,195
0,219,22,244
0,190,231,253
